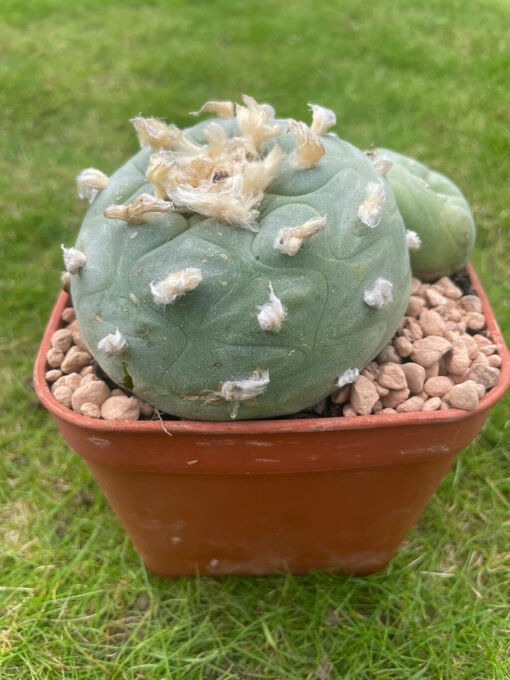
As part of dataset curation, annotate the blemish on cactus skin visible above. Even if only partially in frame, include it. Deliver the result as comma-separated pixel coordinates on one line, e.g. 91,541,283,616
358,182,386,228
363,277,394,309
129,293,142,306
76,168,109,203
274,216,326,256
61,245,86,274
122,362,134,391
257,283,287,333
150,268,203,305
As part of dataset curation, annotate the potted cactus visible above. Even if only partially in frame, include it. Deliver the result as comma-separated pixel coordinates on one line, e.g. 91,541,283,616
34,96,509,577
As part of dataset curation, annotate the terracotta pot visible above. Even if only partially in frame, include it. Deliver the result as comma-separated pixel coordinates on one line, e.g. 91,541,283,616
34,265,510,577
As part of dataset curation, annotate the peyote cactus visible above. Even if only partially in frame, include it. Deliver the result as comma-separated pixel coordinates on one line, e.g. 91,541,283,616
371,148,476,281
65,96,418,420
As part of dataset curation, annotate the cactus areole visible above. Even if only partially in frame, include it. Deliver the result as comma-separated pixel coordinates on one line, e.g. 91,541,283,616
68,97,414,420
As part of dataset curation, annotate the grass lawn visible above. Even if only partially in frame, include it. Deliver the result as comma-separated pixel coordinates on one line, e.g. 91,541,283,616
1,0,509,677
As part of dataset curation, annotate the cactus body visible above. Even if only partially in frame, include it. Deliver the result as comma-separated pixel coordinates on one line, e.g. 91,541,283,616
374,148,476,281
70,107,411,420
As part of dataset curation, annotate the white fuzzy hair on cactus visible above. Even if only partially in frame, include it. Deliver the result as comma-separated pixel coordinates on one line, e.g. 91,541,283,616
364,277,394,309
358,182,386,228
257,283,287,332
308,103,337,136
97,329,128,356
406,230,422,250
150,268,203,305
76,168,109,203
274,215,326,256
205,369,271,418
372,156,393,176
288,119,325,170
61,245,87,275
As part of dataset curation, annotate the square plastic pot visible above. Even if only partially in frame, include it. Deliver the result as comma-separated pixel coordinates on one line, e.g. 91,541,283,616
34,265,510,577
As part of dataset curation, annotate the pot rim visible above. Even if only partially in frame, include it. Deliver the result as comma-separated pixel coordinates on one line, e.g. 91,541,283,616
34,264,510,435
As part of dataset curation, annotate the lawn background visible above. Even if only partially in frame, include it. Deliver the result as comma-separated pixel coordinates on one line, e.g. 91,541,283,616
1,0,509,677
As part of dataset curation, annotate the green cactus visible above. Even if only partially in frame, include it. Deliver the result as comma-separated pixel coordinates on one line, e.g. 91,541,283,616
67,97,411,420
373,148,476,281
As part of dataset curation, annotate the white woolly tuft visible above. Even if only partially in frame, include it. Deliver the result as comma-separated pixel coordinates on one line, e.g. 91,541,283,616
336,367,360,388
363,277,394,309
203,122,229,150
205,368,270,418
150,268,203,305
61,244,86,275
241,145,284,197
104,193,174,225
131,117,200,154
257,283,287,332
190,100,235,118
308,103,337,136
406,230,422,250
97,329,128,356
288,119,325,170
168,179,260,230
274,215,326,256
131,117,179,149
76,168,109,203
358,182,386,228
259,102,276,119
372,155,393,176
235,95,282,149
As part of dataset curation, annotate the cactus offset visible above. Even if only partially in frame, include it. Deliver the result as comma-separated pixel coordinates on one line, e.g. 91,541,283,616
372,148,476,281
68,97,413,420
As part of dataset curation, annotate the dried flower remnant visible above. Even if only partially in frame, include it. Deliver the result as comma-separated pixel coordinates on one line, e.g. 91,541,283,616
97,329,128,356
104,193,174,225
76,168,109,203
150,267,203,305
358,182,386,228
257,283,287,332
205,368,270,418
406,230,422,250
190,100,235,118
308,104,337,136
364,277,394,309
274,215,326,256
288,119,325,170
61,245,86,274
